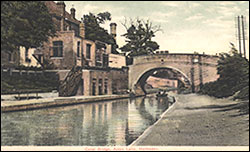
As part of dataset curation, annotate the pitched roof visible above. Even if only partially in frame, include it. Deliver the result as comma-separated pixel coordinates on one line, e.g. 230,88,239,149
44,1,81,25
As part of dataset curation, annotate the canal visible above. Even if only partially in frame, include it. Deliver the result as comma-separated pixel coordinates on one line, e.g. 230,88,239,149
1,95,173,146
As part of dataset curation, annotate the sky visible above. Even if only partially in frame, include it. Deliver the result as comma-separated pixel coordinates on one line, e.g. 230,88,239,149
63,1,249,58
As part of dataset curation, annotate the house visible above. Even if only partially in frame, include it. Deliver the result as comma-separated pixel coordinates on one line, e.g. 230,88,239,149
18,1,127,96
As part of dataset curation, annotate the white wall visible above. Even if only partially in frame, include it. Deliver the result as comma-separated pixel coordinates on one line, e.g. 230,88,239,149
19,46,41,67
108,54,126,68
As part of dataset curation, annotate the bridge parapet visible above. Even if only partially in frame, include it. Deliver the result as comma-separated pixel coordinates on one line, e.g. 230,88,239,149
133,53,219,67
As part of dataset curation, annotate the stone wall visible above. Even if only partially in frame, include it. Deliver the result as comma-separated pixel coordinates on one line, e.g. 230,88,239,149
110,68,128,94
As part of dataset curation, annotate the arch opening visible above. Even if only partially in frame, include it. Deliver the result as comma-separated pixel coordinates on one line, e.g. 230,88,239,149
133,67,192,94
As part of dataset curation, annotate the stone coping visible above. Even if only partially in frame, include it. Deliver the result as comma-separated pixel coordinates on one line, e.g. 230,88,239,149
1,94,131,113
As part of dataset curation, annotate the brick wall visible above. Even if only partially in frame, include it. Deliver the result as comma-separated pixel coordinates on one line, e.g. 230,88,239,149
42,31,76,69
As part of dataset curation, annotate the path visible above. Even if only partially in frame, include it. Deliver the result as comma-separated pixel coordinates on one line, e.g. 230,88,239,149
133,94,249,146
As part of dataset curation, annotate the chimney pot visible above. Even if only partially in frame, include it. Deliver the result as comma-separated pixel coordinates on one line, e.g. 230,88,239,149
80,20,85,39
110,23,117,41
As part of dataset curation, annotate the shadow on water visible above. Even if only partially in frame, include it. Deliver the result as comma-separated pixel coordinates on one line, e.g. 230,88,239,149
184,102,249,117
138,97,156,124
125,96,170,145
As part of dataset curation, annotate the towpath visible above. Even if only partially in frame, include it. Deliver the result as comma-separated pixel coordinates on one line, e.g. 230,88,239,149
132,94,249,146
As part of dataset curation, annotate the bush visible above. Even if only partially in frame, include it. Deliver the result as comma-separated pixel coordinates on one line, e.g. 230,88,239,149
199,48,249,100
199,80,235,98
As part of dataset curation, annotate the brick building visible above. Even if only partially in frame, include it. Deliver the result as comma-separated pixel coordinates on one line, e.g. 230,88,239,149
18,1,128,96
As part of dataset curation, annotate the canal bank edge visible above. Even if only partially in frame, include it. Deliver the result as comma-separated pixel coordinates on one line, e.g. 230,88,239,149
129,96,179,146
1,94,145,113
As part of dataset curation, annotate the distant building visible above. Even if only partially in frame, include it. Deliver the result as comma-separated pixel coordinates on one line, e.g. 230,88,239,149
1,50,20,68
147,76,178,88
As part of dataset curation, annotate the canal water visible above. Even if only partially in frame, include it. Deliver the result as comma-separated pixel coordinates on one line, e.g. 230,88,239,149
1,95,172,146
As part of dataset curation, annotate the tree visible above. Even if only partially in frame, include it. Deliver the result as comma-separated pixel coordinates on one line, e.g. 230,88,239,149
200,43,249,99
217,44,249,92
1,1,56,53
120,18,161,57
83,12,119,54
96,12,111,24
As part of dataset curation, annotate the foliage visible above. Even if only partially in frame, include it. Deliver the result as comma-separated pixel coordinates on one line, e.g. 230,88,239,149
83,12,119,54
120,18,161,57
1,1,56,53
199,80,235,98
234,86,249,101
96,12,111,24
200,44,249,100
1,71,59,94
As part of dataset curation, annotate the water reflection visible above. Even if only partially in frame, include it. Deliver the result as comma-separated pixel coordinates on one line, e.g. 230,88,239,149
1,95,170,146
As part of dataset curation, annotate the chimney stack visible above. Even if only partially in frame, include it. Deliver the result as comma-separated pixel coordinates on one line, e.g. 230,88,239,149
110,23,117,41
57,1,66,31
56,1,66,16
80,18,85,39
70,6,76,19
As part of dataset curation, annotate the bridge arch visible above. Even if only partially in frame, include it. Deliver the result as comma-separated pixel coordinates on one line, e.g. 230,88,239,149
132,66,192,94
128,53,219,95
135,66,191,92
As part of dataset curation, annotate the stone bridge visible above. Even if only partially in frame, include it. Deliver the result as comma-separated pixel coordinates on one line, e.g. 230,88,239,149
128,53,219,94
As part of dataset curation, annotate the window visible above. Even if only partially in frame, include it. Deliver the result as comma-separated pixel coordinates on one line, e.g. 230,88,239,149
95,49,102,67
86,44,91,59
103,54,109,67
77,41,80,57
82,79,84,95
98,79,103,95
25,48,30,62
52,41,63,57
38,55,41,62
8,53,12,62
104,79,108,94
92,79,96,95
